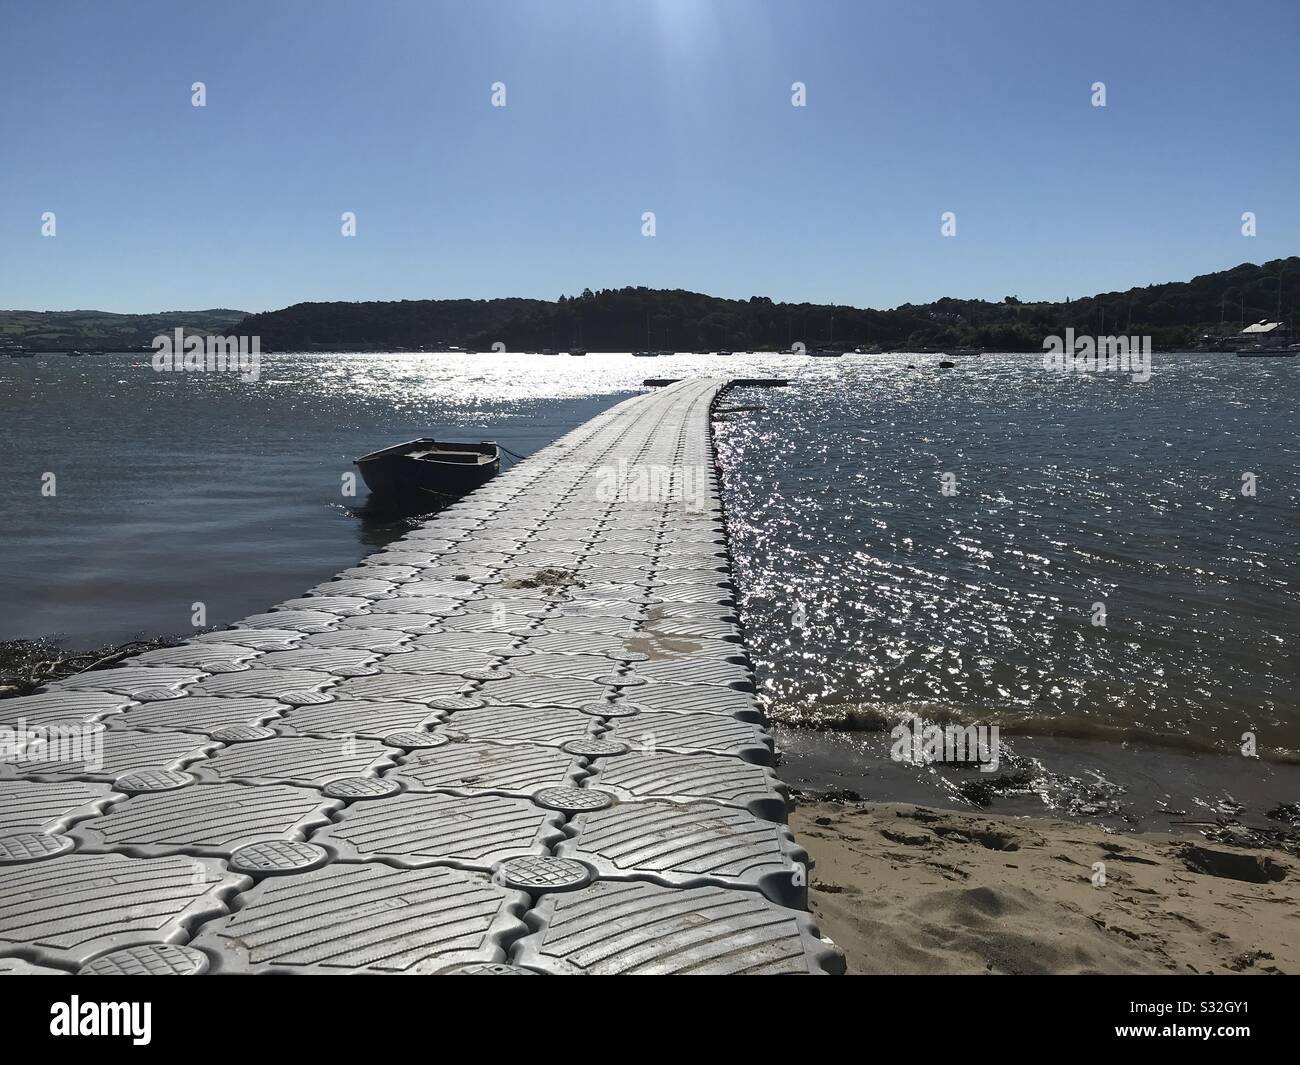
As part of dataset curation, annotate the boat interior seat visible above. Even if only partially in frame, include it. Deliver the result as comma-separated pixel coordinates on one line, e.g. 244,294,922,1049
410,449,484,463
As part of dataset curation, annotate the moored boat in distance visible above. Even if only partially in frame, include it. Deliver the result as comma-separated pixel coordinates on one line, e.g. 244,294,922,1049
1236,346,1297,357
353,439,500,502
944,347,981,357
716,350,733,357
633,350,656,357
569,348,587,357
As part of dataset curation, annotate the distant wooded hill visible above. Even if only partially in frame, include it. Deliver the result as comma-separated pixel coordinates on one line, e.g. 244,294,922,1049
3,257,1294,352
237,258,1298,352
0,309,247,351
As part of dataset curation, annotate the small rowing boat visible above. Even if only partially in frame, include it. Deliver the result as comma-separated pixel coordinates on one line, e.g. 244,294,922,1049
353,439,499,500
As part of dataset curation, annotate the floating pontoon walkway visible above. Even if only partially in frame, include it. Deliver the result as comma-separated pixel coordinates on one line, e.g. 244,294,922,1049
0,379,843,976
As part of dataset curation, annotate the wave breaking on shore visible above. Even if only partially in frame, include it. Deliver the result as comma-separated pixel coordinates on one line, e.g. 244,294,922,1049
764,697,1300,764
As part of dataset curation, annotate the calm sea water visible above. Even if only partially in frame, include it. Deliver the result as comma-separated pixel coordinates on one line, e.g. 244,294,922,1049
3,351,1297,778
0,351,634,645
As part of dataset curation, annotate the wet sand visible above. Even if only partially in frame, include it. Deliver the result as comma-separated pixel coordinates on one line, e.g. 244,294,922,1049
794,800,1299,975
777,726,1300,833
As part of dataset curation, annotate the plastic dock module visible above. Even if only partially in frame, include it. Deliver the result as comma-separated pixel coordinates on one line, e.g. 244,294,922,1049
0,379,844,976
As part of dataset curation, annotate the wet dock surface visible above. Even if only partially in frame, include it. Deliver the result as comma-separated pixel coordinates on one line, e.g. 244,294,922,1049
0,379,843,975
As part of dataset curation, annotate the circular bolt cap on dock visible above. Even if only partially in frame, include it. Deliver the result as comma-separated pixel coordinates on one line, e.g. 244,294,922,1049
209,724,277,743
322,776,401,800
281,689,334,706
133,687,186,702
605,650,649,662
328,664,379,677
562,738,630,757
452,963,537,975
496,856,591,894
229,840,330,875
79,944,210,976
426,695,484,711
579,701,641,718
461,668,512,681
382,731,450,750
533,786,614,813
0,832,74,864
598,673,646,687
114,769,196,794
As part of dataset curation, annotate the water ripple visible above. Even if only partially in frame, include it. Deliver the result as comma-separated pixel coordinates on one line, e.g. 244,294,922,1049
715,353,1300,760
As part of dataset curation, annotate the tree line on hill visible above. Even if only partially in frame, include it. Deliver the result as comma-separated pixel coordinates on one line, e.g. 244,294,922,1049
2,258,1294,352
235,257,1298,352
0,309,246,352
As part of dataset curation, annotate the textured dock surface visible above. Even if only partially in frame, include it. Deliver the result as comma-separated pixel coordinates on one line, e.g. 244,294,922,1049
0,380,843,975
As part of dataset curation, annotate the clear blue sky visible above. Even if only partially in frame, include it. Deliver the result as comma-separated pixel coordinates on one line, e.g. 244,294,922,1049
1,0,1297,314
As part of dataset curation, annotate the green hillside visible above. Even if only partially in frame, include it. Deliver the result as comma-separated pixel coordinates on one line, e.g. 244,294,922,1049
5,257,1294,353
232,258,1299,352
0,309,248,351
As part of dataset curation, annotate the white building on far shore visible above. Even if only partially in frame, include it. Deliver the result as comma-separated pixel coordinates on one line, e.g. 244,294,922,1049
1239,319,1284,337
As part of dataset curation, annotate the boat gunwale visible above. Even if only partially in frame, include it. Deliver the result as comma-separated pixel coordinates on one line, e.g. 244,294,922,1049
353,438,498,466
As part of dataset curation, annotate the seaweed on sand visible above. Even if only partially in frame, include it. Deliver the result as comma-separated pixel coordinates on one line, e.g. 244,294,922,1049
0,635,185,698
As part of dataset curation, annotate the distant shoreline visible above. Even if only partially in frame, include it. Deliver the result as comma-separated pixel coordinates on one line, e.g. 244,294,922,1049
5,346,1290,356
3,255,1296,354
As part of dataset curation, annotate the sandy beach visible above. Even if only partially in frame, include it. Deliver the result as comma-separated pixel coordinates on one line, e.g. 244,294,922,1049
793,800,1299,975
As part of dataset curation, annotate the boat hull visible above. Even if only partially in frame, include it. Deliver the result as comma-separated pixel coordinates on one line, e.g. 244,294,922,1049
354,440,499,501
